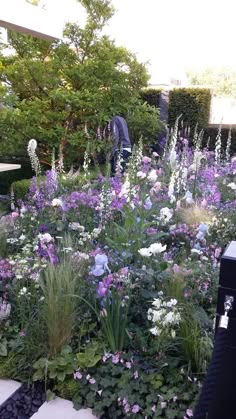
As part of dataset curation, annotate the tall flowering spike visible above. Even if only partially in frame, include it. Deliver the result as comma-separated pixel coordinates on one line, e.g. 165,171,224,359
169,114,182,161
27,139,41,177
51,147,56,172
84,122,90,138
96,126,101,139
83,146,91,178
57,144,64,174
163,124,170,159
226,128,232,162
215,125,222,165
195,129,203,152
193,123,199,148
206,136,211,150
10,186,15,211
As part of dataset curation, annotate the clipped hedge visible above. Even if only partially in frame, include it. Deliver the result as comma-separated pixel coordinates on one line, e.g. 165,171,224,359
140,88,212,133
139,89,162,108
168,88,211,131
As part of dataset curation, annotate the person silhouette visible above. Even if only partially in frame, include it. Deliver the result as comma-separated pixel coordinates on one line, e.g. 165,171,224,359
110,115,132,175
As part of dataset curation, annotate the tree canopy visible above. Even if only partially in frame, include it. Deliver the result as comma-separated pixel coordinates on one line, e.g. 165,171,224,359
187,66,236,98
0,0,161,166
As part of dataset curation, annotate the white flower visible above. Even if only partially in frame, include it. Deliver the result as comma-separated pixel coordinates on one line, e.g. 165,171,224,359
19,287,27,296
69,222,82,231
137,171,147,179
184,191,194,205
91,254,110,276
148,169,158,183
28,139,37,151
119,179,131,197
149,242,166,255
228,182,236,190
166,298,178,308
52,198,63,207
19,234,26,241
0,299,11,322
38,233,53,243
150,326,160,336
160,207,173,222
189,151,205,172
138,247,152,257
152,309,165,323
152,298,162,309
169,150,177,169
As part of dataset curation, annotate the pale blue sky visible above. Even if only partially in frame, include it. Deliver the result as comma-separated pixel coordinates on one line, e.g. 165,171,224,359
3,0,236,83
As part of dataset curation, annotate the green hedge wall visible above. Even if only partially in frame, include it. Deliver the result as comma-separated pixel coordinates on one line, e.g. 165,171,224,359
168,88,211,131
140,88,211,132
139,89,162,108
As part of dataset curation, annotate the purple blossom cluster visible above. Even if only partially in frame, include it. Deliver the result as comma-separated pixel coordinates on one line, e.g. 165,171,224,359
0,259,14,281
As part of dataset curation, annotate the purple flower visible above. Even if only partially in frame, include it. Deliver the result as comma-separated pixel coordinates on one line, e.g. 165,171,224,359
112,354,119,364
39,224,48,233
74,370,82,380
97,281,108,298
125,362,132,369
89,378,96,384
132,404,140,413
0,259,14,280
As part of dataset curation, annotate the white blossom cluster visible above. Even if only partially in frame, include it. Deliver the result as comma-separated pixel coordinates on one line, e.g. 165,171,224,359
148,293,181,338
138,242,166,258
0,298,11,322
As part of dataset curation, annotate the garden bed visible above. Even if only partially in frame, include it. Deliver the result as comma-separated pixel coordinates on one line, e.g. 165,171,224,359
0,132,235,418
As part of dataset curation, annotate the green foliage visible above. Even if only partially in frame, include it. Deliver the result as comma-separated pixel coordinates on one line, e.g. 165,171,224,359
76,341,102,368
168,88,211,132
0,0,154,165
0,226,7,258
127,101,162,146
56,379,78,400
40,257,78,357
33,345,76,382
11,178,31,200
71,355,199,418
99,287,130,353
187,66,236,98
178,305,212,373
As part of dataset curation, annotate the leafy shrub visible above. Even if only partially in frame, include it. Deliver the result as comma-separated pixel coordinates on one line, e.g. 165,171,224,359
11,178,32,201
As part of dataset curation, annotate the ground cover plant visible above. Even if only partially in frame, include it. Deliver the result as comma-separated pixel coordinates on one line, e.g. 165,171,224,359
0,125,235,418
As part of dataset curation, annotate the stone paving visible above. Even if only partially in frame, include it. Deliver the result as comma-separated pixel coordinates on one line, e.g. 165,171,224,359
0,379,97,419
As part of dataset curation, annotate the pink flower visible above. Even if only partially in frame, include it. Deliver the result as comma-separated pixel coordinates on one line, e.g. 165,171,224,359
112,354,119,364
133,371,139,379
186,408,193,417
11,212,19,219
74,370,82,380
142,156,151,164
132,404,140,413
125,362,132,369
19,330,25,337
89,378,96,384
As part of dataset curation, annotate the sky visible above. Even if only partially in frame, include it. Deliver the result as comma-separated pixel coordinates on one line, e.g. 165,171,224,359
2,0,236,84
